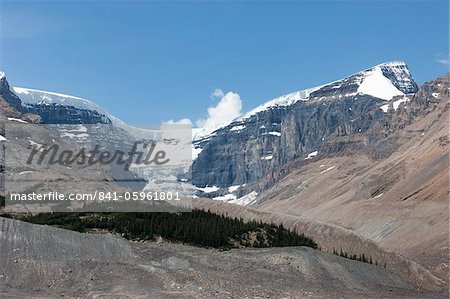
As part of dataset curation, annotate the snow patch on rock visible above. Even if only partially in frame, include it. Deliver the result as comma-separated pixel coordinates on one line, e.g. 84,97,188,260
380,104,390,113
261,155,273,160
228,185,241,193
357,67,404,100
305,151,318,160
393,97,409,110
7,117,27,123
230,125,246,132
213,194,237,201
263,131,281,137
321,166,335,174
196,186,220,193
228,191,258,206
192,146,203,160
238,86,323,121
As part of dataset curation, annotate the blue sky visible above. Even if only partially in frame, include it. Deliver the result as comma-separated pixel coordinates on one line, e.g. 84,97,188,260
1,1,448,125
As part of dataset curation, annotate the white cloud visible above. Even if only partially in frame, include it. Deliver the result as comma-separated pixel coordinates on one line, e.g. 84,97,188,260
437,58,449,65
436,54,449,65
210,88,225,99
161,89,243,136
163,118,192,125
196,91,242,131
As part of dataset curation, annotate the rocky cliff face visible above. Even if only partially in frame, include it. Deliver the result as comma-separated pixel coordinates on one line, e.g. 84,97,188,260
0,73,24,116
23,103,111,124
0,77,108,125
12,87,112,125
192,61,419,190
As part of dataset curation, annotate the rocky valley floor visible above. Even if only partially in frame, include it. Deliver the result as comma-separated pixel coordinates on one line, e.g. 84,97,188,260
0,217,447,298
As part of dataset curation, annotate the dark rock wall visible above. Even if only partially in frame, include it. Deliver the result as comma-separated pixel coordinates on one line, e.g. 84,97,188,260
192,73,445,189
192,95,385,187
0,77,23,114
23,103,112,124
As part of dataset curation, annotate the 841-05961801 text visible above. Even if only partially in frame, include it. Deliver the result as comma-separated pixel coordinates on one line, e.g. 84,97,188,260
100,191,181,201
9,191,181,202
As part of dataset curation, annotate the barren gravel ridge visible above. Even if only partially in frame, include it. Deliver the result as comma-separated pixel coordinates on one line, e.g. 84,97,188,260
191,199,447,293
0,217,446,298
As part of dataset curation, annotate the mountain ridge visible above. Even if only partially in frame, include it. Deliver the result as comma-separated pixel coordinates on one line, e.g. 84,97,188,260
191,61,421,190
1,60,417,140
193,60,418,142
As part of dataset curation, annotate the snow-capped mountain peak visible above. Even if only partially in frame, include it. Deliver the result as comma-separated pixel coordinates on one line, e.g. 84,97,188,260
238,85,324,121
355,61,418,100
14,87,106,112
357,65,404,100
193,61,418,141
6,60,418,145
12,86,128,126
10,85,192,148
374,61,418,94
